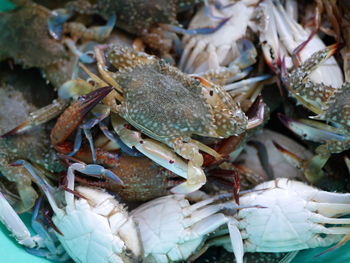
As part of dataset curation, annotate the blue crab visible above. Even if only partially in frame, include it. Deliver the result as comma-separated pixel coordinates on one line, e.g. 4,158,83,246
0,80,66,213
48,0,230,61
278,44,350,183
0,0,98,88
55,44,264,194
255,0,343,88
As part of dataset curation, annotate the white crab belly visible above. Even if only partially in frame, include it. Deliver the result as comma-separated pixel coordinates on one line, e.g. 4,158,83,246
237,186,320,252
53,199,125,263
131,195,203,263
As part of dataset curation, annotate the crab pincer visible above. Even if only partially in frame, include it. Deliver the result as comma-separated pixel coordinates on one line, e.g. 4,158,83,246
50,86,113,164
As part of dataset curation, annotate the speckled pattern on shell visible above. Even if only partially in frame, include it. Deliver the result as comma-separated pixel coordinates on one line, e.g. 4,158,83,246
287,48,337,110
0,2,68,68
106,45,248,143
66,0,203,35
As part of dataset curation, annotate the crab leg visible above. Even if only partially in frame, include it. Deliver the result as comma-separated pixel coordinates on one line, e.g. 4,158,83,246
94,45,124,94
63,39,95,64
278,114,347,143
197,39,258,85
0,192,44,248
1,99,68,137
159,17,229,36
277,113,350,182
25,197,68,261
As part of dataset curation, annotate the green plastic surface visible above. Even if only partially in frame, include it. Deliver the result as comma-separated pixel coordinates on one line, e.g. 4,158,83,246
0,213,51,263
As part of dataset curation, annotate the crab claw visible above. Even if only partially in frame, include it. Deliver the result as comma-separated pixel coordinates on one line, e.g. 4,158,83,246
51,86,113,146
48,8,73,40
278,113,347,142
246,95,265,130
111,114,206,194
71,163,123,185
170,161,206,194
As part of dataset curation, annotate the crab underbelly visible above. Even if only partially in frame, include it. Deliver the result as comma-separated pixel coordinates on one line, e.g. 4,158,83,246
237,188,319,252
132,195,205,262
53,200,124,263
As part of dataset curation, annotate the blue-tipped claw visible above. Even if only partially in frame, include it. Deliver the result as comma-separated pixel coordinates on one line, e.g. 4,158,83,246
81,164,123,185
48,9,72,40
79,51,96,64
95,15,116,40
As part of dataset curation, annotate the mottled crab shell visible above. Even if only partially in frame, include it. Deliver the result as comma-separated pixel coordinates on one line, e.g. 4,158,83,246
105,46,248,142
0,2,67,68
70,0,201,35
98,0,177,33
321,82,350,126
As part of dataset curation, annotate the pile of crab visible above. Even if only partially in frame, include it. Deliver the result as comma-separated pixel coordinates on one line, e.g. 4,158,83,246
1,0,350,262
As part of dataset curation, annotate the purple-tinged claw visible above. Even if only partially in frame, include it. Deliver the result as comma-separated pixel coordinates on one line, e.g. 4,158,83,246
159,17,230,35
10,160,25,167
278,113,346,142
246,96,265,130
48,9,72,40
77,86,113,115
51,86,113,145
